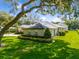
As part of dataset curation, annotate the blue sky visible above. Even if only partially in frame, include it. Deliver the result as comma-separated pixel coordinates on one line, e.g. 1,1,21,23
0,0,27,13
0,0,10,12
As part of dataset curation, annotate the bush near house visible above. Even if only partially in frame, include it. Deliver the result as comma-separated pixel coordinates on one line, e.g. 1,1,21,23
18,34,52,43
20,35,50,38
58,31,66,36
19,28,52,39
44,28,51,38
65,30,68,33
18,35,52,43
18,28,52,42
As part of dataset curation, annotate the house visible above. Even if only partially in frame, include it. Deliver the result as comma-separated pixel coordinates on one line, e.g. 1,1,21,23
20,22,58,37
20,20,68,37
19,14,69,37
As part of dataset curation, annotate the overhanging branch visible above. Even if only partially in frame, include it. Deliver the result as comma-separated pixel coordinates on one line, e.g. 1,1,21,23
21,0,35,11
24,5,41,13
24,4,54,13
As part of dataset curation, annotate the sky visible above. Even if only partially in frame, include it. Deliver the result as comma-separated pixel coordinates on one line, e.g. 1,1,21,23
0,0,62,22
0,0,10,12
0,0,29,13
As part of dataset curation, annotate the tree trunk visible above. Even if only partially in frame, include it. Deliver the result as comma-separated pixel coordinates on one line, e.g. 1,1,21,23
0,11,25,47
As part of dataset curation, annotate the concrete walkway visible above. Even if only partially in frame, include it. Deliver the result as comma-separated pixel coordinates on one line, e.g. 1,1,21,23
3,33,20,36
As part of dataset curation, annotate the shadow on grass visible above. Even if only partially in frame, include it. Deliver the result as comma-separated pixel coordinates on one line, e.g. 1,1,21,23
0,38,79,59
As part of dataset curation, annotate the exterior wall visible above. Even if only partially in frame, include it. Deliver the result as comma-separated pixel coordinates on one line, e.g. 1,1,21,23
49,28,57,36
23,29,45,36
22,28,58,37
64,27,68,31
58,27,68,32
54,29,58,35
58,28,63,32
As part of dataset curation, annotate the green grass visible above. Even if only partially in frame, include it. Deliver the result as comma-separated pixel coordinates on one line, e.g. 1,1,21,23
0,31,79,59
54,31,79,49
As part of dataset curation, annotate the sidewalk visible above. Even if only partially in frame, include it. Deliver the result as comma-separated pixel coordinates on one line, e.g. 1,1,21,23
3,33,20,36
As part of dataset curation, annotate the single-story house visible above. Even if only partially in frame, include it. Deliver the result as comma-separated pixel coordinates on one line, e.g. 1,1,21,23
20,20,68,37
20,22,58,37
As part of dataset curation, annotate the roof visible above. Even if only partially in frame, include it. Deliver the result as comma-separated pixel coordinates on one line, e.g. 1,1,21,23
20,21,68,29
40,21,67,28
20,22,57,29
30,23,47,28
57,23,68,28
39,21,58,29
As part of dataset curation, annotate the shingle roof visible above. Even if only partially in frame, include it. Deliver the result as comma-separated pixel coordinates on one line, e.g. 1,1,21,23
20,21,57,29
20,21,68,29
30,23,47,28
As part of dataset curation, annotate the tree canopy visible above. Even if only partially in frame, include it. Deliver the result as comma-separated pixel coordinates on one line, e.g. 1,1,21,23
5,0,73,14
0,11,12,27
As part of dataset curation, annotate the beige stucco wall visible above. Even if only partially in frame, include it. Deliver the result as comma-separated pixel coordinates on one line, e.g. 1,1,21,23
23,29,45,36
22,28,58,37
49,29,58,36
54,29,58,35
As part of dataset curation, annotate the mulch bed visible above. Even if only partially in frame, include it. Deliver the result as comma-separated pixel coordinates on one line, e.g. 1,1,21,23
18,36,52,43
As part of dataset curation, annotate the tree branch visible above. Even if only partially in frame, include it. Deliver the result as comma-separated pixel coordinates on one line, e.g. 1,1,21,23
21,0,35,11
24,4,54,13
0,11,25,35
25,5,41,13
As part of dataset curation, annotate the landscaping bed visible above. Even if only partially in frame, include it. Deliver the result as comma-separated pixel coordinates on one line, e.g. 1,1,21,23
18,35,52,43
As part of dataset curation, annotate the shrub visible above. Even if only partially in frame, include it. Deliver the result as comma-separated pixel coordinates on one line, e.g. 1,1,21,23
18,35,52,43
5,28,16,33
15,31,23,34
58,31,65,36
65,30,68,33
21,34,49,38
44,28,51,38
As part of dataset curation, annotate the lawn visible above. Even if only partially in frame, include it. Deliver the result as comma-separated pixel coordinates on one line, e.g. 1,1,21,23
54,30,79,49
0,31,79,59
